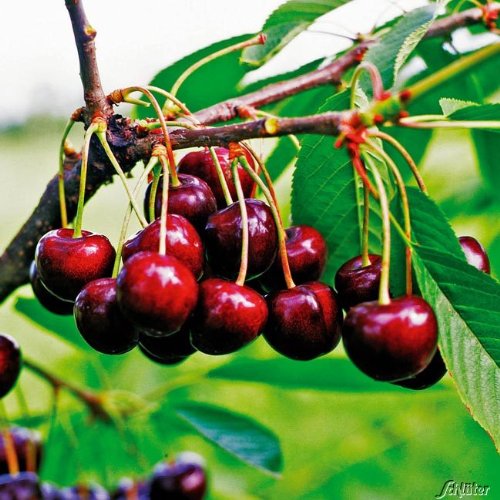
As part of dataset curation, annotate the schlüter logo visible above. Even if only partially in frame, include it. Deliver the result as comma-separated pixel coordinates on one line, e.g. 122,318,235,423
435,480,490,499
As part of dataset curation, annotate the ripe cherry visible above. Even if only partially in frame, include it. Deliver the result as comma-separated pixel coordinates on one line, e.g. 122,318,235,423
144,174,217,230
190,279,268,355
0,472,42,499
394,349,447,390
204,199,277,280
264,282,343,360
74,278,139,355
0,334,21,398
122,215,204,279
0,427,42,475
260,225,327,292
342,295,438,382
111,478,148,499
139,327,196,365
178,147,255,207
35,228,115,301
334,254,381,310
29,261,74,316
117,252,198,337
459,236,491,274
59,483,109,499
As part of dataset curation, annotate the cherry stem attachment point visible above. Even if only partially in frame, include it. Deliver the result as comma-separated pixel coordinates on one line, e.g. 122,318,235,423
232,159,250,286
58,119,75,228
209,147,233,206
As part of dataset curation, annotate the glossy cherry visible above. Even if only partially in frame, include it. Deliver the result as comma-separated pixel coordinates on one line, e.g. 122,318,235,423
204,199,277,280
394,349,447,390
144,174,217,230
0,472,42,499
260,225,327,292
35,228,115,301
122,215,204,279
190,279,268,355
459,236,491,274
264,282,343,360
117,252,198,337
29,261,74,315
178,146,255,207
139,327,196,365
0,334,21,398
74,278,139,355
0,427,43,475
334,254,382,310
342,295,438,382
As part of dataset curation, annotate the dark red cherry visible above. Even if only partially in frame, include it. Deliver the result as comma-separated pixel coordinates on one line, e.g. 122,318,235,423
139,327,196,365
144,174,217,230
111,478,148,500
29,261,74,315
0,427,43,475
0,334,21,398
122,215,204,279
342,295,438,382
263,282,343,361
334,254,382,310
178,146,255,207
74,278,139,355
35,228,115,301
204,199,277,280
117,252,198,337
260,225,327,291
59,483,109,499
190,279,267,355
459,236,490,274
394,349,447,390
0,472,42,499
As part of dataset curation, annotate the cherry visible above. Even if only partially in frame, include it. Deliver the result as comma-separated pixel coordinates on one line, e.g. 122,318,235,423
74,278,139,355
29,261,74,316
35,228,115,301
178,146,255,207
144,174,217,230
190,279,267,355
0,334,21,398
260,225,327,291
334,254,382,310
111,478,148,499
342,295,438,382
0,472,41,499
59,483,109,499
117,252,198,337
263,282,343,360
0,427,43,475
40,482,64,499
204,199,277,280
139,327,196,364
122,215,204,279
459,236,491,274
394,349,447,390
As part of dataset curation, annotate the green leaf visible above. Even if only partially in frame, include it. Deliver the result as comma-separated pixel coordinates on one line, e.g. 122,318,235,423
439,97,479,116
176,403,283,476
242,0,351,67
448,103,500,133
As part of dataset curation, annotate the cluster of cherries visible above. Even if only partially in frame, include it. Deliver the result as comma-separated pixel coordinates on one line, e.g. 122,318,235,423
0,427,207,499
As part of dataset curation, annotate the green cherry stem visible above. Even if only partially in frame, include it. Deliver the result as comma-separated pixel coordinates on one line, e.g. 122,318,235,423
149,168,161,223
361,186,371,267
0,405,19,476
399,118,500,130
209,147,233,206
349,61,385,108
147,86,198,121
158,153,170,256
58,119,75,228
73,121,99,238
138,120,198,131
231,159,250,286
238,155,295,289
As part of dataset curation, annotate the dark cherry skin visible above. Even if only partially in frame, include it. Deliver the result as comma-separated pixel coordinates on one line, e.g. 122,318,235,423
0,472,42,499
59,484,109,499
459,236,491,274
139,327,196,365
178,146,255,208
190,279,268,355
204,199,278,280
111,478,148,500
0,334,21,398
144,173,217,230
0,427,43,475
150,459,207,500
122,215,204,279
29,261,74,316
260,225,327,292
117,252,198,337
334,254,382,310
394,349,447,390
263,282,343,361
74,278,139,355
342,295,438,382
35,228,116,301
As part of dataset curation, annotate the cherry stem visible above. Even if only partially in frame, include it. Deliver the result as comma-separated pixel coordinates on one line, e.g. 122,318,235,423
209,147,233,206
170,33,266,98
112,155,159,278
58,119,75,228
139,120,198,131
95,127,148,227
365,140,413,296
350,62,385,108
368,130,426,192
147,86,198,120
231,159,250,286
0,403,20,476
158,154,170,256
399,118,500,129
73,121,99,238
149,170,161,223
238,155,295,289
361,186,371,267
